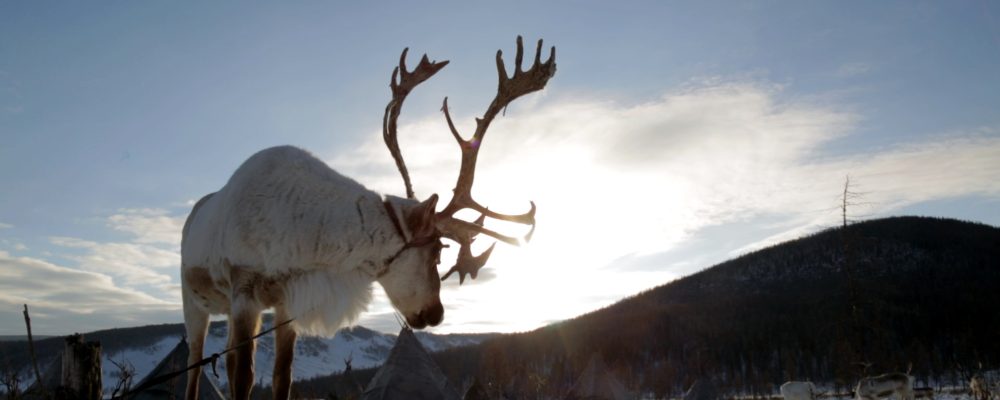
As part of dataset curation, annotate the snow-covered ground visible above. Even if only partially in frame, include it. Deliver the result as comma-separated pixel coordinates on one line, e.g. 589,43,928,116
18,323,490,397
103,324,488,396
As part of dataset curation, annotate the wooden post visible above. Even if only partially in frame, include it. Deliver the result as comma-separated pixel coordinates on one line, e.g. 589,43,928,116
59,334,102,400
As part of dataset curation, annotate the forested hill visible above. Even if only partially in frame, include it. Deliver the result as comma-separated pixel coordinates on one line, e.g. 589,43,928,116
431,216,1000,398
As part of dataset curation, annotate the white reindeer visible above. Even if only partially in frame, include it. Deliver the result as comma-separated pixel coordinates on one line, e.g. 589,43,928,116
781,381,818,400
971,374,992,400
180,37,555,400
855,373,915,400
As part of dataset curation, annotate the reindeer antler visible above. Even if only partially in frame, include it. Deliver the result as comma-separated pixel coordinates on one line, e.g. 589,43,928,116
380,38,555,285
437,36,556,283
383,48,449,199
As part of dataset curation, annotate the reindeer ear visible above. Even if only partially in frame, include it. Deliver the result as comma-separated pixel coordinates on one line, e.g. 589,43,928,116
406,194,438,238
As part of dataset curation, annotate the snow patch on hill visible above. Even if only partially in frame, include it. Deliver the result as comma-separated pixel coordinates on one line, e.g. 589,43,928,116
99,324,488,395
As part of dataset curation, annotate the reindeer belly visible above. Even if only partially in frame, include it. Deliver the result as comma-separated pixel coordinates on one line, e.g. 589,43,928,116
184,263,296,313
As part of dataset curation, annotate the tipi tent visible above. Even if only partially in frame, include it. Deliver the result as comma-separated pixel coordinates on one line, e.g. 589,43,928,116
683,379,720,400
565,354,631,400
361,328,461,400
130,338,225,400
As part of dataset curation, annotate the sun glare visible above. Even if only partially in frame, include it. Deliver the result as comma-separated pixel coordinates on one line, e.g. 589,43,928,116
418,138,688,333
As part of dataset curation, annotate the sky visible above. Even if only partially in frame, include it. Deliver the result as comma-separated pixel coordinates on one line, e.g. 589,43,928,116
1,1,999,336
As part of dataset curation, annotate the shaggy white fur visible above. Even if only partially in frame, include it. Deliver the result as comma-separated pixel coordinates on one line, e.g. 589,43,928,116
181,144,449,400
183,145,403,276
855,373,915,400
181,145,435,336
282,268,375,336
781,381,817,400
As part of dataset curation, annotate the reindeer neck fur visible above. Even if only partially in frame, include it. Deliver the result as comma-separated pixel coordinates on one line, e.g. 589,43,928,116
182,145,412,277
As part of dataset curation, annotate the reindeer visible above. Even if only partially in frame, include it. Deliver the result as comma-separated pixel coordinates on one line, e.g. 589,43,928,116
781,381,818,400
855,373,915,400
971,374,992,400
180,37,555,400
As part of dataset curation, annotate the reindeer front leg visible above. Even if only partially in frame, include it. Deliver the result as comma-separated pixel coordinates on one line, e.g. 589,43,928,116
227,270,263,400
272,306,297,400
182,287,210,400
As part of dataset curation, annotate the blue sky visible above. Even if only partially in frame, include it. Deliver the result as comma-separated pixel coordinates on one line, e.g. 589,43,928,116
1,2,999,335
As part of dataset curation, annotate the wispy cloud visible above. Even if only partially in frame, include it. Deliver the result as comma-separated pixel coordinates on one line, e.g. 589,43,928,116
0,251,177,335
726,128,1000,253
107,208,185,247
47,209,187,299
49,236,177,285
331,81,1000,332
0,222,12,229
333,81,858,260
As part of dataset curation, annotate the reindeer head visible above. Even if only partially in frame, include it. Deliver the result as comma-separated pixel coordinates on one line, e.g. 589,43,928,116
377,194,444,329
377,37,556,327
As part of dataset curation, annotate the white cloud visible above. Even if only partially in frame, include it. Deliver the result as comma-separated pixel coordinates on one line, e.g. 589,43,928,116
329,81,1000,333
0,205,188,334
728,129,1000,252
44,208,186,294
49,236,177,287
0,252,177,335
333,82,858,260
0,222,12,229
107,208,185,246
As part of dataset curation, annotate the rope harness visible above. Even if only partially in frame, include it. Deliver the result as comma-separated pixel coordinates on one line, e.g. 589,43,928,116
382,200,441,266
110,317,295,400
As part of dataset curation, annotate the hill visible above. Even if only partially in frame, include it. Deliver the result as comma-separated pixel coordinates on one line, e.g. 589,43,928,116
422,216,1000,398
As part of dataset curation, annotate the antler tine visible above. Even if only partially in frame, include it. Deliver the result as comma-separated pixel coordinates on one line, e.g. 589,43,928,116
440,213,496,284
436,36,555,283
491,35,556,120
514,36,524,74
383,48,449,199
439,217,521,246
441,241,496,284
437,36,553,222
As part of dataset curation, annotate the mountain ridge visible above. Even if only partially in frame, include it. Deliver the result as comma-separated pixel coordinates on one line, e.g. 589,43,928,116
424,216,1000,398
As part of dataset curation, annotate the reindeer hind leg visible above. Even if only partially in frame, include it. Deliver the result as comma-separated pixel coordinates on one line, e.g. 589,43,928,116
272,306,297,400
226,290,263,400
183,287,210,400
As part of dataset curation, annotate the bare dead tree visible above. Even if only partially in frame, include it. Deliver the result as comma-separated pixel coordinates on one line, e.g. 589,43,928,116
107,355,134,400
1,361,22,400
840,175,871,228
841,177,863,358
837,176,873,376
342,353,363,396
21,305,45,400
